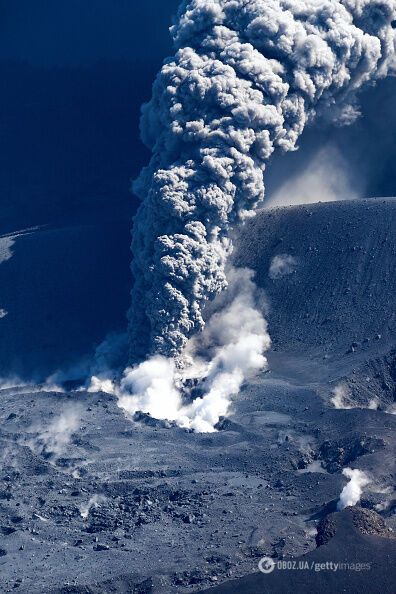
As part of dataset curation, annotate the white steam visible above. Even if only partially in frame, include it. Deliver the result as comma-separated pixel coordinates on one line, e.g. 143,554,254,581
91,268,270,432
129,0,396,362
331,383,380,410
269,254,298,279
118,357,182,422
0,236,15,264
267,145,360,208
387,403,396,414
35,406,81,456
80,495,107,520
331,384,353,409
337,467,371,510
0,378,64,395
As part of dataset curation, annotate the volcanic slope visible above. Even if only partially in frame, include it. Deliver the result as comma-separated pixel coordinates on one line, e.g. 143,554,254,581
0,198,395,593
236,198,396,409
237,198,396,357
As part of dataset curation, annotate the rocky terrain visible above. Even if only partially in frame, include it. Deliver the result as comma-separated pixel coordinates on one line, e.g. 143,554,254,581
0,198,395,592
202,507,396,594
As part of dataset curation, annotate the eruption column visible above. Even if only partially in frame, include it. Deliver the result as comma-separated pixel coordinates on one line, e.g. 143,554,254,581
129,0,396,362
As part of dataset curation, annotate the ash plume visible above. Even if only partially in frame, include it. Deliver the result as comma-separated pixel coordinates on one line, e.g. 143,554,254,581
129,0,396,362
92,268,271,432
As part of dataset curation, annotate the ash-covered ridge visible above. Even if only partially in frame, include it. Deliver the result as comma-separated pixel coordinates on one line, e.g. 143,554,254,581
235,198,396,359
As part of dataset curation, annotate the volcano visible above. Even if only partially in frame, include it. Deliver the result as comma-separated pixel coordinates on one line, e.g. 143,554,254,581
0,198,395,593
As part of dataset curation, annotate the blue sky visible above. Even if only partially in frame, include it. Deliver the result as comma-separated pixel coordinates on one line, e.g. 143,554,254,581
0,1,180,234
0,0,180,66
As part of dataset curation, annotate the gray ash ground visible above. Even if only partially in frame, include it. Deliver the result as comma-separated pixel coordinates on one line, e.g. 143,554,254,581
0,199,395,592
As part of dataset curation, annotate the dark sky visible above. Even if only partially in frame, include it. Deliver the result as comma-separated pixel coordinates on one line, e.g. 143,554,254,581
0,0,180,234
0,0,180,66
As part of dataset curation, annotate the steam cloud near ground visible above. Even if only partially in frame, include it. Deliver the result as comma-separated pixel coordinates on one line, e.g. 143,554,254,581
22,406,82,459
337,467,371,509
90,268,271,432
80,495,107,520
37,408,81,456
331,383,379,410
331,384,353,409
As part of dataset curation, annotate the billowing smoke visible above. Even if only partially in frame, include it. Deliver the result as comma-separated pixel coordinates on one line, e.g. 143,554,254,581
129,0,396,363
337,467,371,510
91,268,270,432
